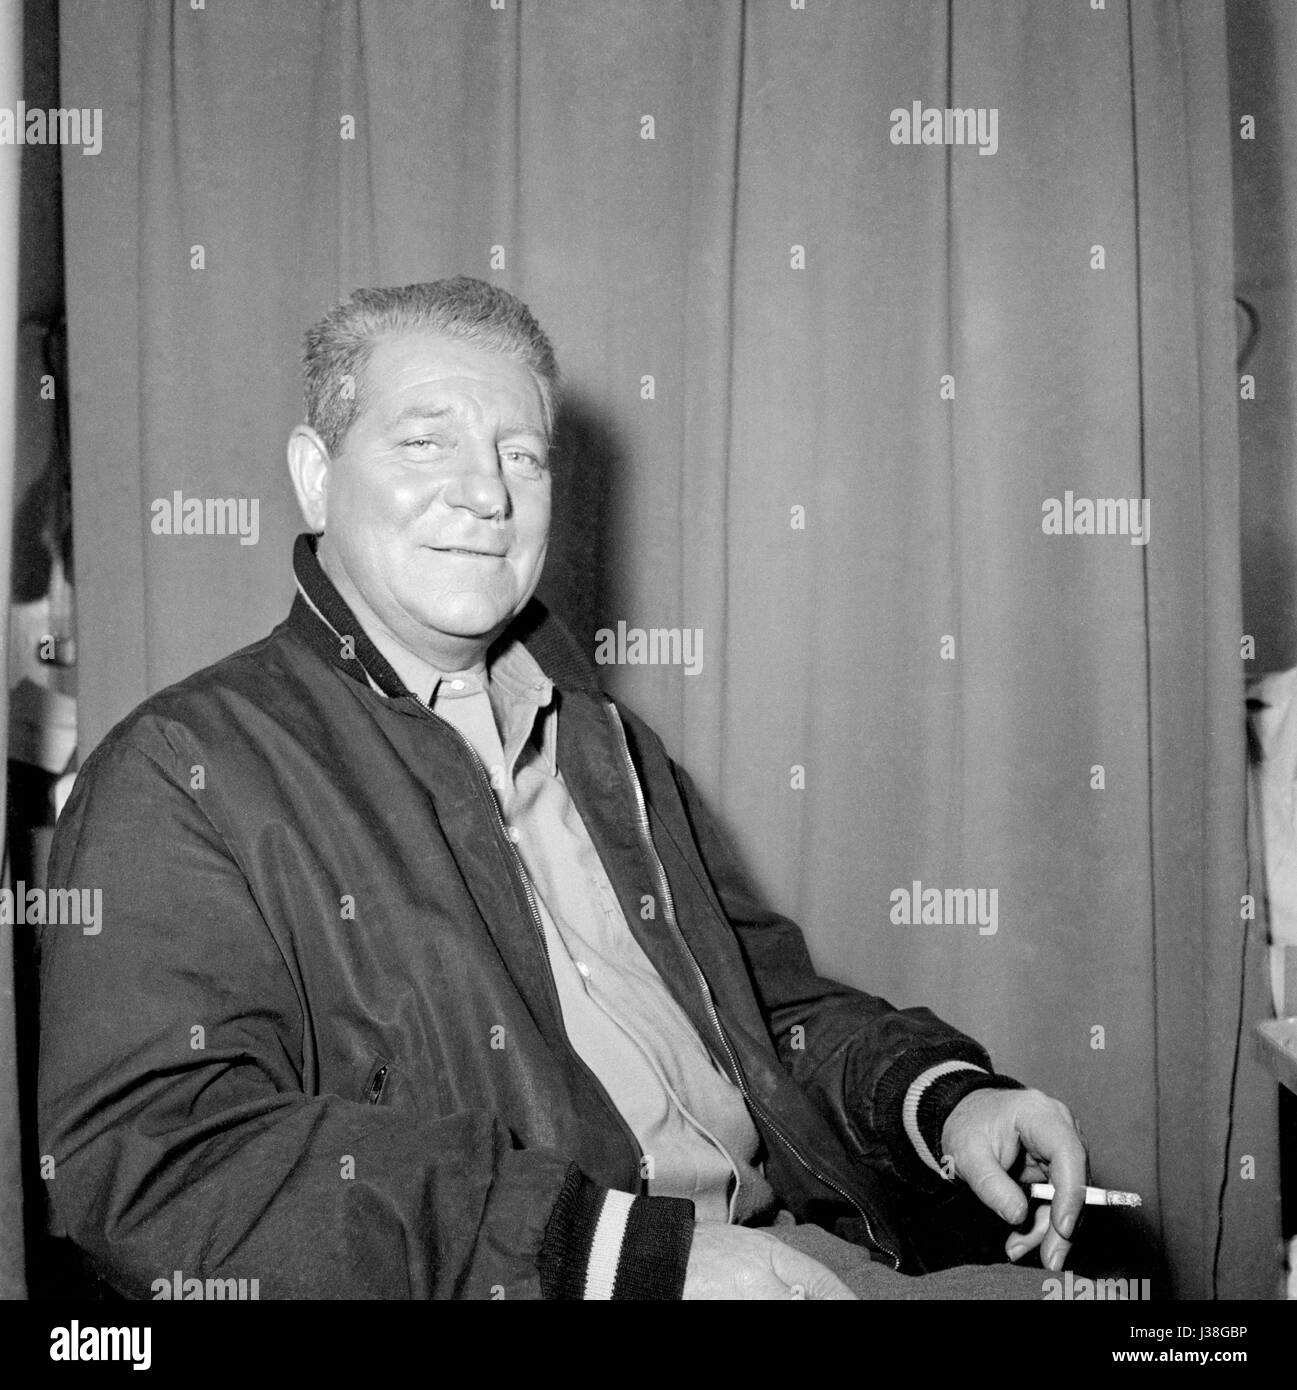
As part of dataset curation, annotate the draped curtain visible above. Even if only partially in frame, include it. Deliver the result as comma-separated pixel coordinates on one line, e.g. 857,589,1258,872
40,0,1277,1298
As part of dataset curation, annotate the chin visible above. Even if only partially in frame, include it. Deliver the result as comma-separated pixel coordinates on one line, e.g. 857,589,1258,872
416,600,513,640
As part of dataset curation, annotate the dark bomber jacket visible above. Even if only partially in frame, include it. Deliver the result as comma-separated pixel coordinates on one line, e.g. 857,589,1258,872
38,534,1022,1299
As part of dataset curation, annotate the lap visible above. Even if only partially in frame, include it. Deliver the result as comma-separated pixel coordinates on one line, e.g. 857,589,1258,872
768,1216,1048,1301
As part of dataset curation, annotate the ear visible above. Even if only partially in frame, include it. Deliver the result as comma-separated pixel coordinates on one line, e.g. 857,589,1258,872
287,425,331,532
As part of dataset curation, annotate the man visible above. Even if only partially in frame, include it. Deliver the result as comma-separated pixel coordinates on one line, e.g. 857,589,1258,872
39,277,1088,1299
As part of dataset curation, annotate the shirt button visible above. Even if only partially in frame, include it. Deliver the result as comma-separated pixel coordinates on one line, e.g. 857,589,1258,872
575,961,591,979
506,826,521,844
490,766,506,790
449,678,465,691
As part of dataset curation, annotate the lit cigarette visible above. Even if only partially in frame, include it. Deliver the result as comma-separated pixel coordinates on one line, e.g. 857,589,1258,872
1029,1183,1141,1208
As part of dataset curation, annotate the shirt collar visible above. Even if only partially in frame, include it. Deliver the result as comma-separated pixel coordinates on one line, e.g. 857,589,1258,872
490,641,558,776
367,623,554,710
359,604,558,775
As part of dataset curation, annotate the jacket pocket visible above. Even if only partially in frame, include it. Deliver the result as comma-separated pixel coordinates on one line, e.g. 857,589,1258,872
362,1053,394,1107
354,1051,426,1114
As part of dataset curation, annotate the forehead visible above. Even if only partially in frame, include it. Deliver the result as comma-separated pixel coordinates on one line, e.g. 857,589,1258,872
359,332,544,426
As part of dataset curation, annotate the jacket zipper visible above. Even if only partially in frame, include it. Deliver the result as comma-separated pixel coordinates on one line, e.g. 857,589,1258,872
320,606,890,1253
602,700,902,1270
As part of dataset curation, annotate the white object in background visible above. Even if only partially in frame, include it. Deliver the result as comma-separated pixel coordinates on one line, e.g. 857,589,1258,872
52,769,77,821
7,677,76,775
1247,668,1297,1015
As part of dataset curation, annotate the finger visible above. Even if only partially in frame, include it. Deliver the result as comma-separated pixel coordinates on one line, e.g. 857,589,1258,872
1006,1202,1051,1262
1039,1228,1073,1273
1020,1112,1089,1242
1040,1185,1080,1272
961,1148,1031,1225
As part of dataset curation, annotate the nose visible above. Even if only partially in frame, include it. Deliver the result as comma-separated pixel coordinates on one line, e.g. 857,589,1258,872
441,437,509,521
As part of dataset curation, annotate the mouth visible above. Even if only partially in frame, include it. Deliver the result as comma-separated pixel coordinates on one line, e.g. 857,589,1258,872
428,545,507,559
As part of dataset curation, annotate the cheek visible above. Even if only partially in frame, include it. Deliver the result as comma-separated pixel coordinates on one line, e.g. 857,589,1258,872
338,469,434,531
386,473,439,520
516,491,551,551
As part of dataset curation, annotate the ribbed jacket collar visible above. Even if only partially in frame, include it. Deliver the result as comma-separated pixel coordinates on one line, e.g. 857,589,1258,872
288,531,604,699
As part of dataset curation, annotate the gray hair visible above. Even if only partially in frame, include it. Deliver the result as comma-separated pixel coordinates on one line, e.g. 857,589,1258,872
302,276,561,454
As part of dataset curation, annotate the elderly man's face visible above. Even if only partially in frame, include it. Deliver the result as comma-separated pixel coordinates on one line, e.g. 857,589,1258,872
311,332,551,667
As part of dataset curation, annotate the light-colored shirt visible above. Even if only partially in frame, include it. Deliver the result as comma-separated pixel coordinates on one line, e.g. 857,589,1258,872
372,628,774,1222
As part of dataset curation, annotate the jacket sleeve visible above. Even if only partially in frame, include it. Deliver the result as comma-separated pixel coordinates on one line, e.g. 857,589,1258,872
38,736,693,1299
665,757,1022,1190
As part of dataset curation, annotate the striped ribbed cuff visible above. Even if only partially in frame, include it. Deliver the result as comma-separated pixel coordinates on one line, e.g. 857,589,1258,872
903,1062,988,1174
584,1190,636,1298
906,1066,1027,1180
538,1165,696,1300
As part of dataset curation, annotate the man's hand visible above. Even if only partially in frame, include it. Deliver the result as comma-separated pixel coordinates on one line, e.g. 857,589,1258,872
682,1223,858,1300
940,1087,1088,1272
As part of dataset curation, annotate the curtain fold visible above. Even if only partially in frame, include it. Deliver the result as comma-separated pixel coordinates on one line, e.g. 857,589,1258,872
50,0,1275,1298
1132,0,1277,1301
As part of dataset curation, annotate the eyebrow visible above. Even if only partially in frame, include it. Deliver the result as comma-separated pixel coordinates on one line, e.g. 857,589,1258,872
386,404,456,430
385,404,545,438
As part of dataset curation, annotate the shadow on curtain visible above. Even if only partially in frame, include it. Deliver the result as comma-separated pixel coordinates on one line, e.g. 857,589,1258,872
21,0,1276,1298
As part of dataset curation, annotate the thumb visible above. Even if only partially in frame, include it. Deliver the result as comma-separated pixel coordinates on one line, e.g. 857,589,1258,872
769,1242,859,1300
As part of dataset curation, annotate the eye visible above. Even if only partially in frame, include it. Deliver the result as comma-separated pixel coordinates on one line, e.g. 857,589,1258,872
397,434,459,463
501,447,546,478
